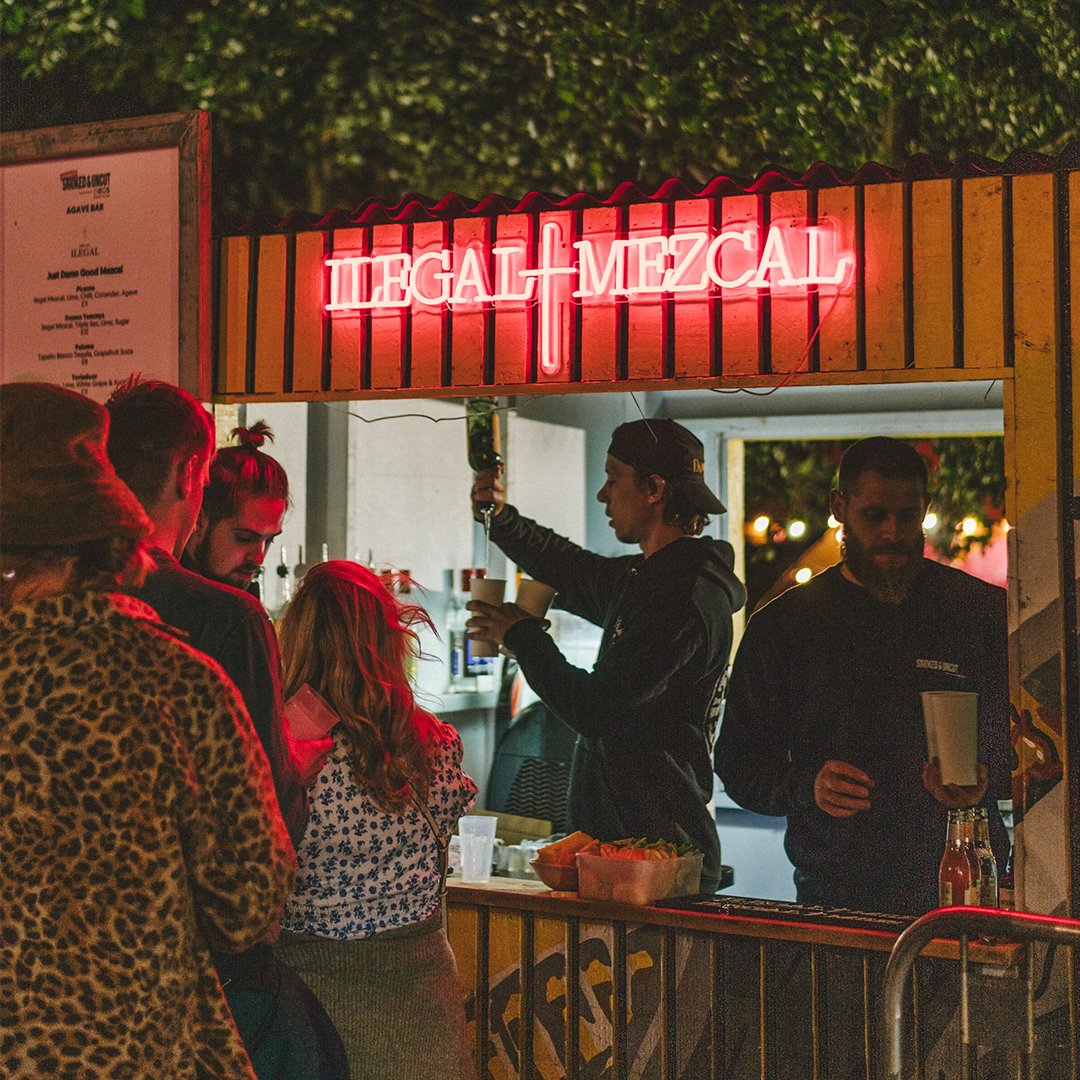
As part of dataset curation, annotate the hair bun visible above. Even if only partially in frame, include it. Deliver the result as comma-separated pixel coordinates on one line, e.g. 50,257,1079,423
231,420,275,449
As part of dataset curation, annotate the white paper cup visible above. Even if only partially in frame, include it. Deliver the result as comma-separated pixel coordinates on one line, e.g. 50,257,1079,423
515,578,556,619
921,690,979,786
468,577,506,657
457,816,498,883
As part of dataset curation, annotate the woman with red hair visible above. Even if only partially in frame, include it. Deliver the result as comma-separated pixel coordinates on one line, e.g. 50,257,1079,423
275,561,477,1079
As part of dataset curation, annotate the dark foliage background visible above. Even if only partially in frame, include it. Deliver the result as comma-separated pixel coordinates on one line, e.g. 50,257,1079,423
4,2,1076,227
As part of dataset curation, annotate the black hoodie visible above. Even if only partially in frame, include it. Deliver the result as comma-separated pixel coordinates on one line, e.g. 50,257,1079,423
494,505,747,892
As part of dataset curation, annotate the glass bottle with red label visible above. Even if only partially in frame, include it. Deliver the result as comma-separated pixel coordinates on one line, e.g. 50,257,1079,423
939,809,980,907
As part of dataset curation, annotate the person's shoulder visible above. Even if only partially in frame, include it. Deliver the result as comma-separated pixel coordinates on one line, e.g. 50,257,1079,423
670,536,748,615
108,593,240,692
140,557,268,625
920,560,1005,604
768,562,843,607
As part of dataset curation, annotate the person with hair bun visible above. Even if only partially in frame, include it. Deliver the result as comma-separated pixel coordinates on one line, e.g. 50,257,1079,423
185,420,290,595
275,561,478,1079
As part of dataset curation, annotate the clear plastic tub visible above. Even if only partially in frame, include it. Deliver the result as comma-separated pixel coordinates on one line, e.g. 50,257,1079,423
575,851,703,905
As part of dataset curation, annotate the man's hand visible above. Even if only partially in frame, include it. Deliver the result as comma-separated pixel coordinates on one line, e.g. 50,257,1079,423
466,600,534,648
470,466,507,523
922,758,988,808
814,759,875,818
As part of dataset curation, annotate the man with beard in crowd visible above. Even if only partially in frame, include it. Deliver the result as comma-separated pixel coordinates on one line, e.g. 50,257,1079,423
184,420,288,603
714,436,1009,914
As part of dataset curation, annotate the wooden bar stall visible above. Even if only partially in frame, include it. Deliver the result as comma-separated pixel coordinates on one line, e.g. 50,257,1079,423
213,145,1079,1077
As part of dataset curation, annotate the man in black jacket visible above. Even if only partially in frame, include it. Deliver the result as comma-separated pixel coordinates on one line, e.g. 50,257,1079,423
106,378,347,1079
468,418,746,893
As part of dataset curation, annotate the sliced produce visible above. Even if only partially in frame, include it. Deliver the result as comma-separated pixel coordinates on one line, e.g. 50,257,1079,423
580,837,701,861
534,830,596,866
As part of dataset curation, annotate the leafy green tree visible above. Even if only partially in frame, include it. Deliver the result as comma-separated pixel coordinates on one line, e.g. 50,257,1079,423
3,1,1076,225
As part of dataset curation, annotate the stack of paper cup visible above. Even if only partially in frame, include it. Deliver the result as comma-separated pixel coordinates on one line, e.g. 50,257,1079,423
457,815,498,884
921,690,979,786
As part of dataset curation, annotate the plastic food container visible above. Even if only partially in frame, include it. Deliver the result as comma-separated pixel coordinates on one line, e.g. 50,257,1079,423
575,851,703,905
530,859,579,892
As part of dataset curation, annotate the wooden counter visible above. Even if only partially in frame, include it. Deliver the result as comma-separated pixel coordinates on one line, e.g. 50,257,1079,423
446,879,1027,1080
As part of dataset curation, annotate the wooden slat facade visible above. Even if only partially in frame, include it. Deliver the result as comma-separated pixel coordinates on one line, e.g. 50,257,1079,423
216,168,1075,402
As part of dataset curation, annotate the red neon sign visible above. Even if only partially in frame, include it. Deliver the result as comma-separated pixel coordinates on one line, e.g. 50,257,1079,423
326,219,853,376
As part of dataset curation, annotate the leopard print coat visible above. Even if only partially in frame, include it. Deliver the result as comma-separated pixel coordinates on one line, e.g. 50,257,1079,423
1,591,297,1078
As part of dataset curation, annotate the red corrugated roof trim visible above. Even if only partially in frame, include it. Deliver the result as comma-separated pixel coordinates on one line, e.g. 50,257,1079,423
231,141,1080,235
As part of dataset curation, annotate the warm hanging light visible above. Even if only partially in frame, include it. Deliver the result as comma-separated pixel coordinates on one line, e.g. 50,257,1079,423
794,567,813,584
960,517,979,536
752,515,771,534
827,514,840,528
923,512,938,530
788,520,807,539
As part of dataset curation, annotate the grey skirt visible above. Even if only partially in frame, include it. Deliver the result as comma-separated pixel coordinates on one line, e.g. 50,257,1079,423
275,912,475,1080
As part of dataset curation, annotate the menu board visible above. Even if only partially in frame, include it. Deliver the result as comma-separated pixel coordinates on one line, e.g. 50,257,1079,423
2,111,209,403
1,146,181,400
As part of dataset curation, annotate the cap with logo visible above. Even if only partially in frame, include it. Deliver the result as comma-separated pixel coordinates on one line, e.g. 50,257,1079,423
607,418,725,514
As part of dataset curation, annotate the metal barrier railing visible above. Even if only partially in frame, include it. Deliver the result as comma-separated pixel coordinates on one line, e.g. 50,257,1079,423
882,906,1080,1080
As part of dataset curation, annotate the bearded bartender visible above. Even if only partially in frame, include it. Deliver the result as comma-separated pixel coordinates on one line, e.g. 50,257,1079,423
466,418,746,894
714,437,1010,914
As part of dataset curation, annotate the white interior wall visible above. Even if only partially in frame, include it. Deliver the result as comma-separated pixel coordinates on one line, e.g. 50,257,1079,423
250,401,308,610
344,398,475,594
504,414,586,548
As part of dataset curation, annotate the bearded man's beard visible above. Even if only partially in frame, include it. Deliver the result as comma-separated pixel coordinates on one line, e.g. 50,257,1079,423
841,530,923,604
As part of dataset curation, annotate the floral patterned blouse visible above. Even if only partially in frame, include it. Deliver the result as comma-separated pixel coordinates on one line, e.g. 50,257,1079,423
282,714,477,939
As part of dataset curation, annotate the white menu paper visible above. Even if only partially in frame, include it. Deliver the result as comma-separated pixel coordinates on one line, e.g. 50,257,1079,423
2,146,180,400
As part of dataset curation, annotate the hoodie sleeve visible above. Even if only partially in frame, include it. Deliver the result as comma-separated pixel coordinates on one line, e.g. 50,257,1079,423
505,589,714,739
489,505,632,628
713,608,818,817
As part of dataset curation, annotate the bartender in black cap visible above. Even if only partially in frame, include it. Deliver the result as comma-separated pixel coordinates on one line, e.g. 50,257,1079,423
468,418,746,892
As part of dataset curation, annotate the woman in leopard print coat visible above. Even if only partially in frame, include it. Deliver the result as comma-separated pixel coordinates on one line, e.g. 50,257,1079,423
0,383,296,1078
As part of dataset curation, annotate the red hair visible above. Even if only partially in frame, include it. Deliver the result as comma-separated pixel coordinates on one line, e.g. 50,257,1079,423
278,560,441,812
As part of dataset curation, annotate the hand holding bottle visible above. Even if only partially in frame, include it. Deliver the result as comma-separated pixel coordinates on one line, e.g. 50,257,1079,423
470,467,507,522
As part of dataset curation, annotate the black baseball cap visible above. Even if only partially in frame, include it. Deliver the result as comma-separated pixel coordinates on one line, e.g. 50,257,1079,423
607,418,725,514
